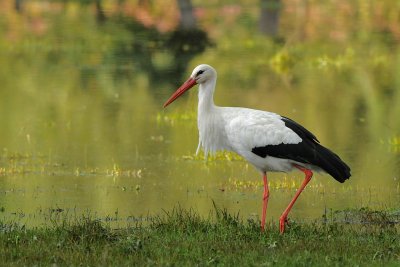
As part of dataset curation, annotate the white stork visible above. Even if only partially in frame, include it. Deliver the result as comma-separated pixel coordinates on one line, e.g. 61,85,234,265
163,64,351,233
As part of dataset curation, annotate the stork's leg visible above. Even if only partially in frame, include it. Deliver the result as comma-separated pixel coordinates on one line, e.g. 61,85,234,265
279,165,313,233
261,172,269,232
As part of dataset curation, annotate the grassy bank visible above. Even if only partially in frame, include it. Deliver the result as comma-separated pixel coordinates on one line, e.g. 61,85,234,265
0,207,399,266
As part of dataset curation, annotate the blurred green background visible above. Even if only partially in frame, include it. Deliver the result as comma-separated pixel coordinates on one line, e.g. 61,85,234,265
0,0,399,226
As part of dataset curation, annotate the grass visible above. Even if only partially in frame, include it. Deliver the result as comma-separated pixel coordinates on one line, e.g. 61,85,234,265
0,206,399,266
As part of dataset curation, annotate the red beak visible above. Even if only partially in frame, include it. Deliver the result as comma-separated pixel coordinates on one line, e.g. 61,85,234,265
163,78,197,108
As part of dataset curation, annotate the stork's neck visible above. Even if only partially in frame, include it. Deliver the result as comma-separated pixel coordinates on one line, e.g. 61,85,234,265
198,78,217,113
196,76,227,158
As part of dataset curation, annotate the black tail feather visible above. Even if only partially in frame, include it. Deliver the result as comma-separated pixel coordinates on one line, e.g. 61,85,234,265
314,143,351,183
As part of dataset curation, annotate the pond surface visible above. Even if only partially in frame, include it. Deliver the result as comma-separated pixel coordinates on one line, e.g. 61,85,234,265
1,3,400,227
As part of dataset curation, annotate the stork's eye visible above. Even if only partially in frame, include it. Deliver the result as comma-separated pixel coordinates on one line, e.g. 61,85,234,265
196,70,205,76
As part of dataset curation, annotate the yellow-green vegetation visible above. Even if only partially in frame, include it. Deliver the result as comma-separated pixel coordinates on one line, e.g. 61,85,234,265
0,207,399,266
182,151,245,162
225,176,325,191
0,151,144,178
156,111,197,126
385,136,400,154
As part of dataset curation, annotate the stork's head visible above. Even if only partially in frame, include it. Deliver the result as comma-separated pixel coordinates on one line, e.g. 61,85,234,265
190,64,216,84
163,64,216,108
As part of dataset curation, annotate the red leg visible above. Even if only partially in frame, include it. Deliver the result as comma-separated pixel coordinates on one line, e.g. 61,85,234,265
261,172,269,232
279,165,313,233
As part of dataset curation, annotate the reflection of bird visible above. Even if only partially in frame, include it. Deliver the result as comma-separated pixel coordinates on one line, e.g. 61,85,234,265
163,64,351,233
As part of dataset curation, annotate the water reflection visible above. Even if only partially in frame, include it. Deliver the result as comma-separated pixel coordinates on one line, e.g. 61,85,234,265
109,16,212,86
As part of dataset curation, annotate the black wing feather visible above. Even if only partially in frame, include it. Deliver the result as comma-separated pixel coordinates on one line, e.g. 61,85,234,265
251,116,351,183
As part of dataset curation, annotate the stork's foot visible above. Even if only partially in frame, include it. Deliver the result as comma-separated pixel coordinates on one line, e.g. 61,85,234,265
279,216,289,234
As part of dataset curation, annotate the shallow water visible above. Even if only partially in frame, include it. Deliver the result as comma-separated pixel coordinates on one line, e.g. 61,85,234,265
1,2,400,227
